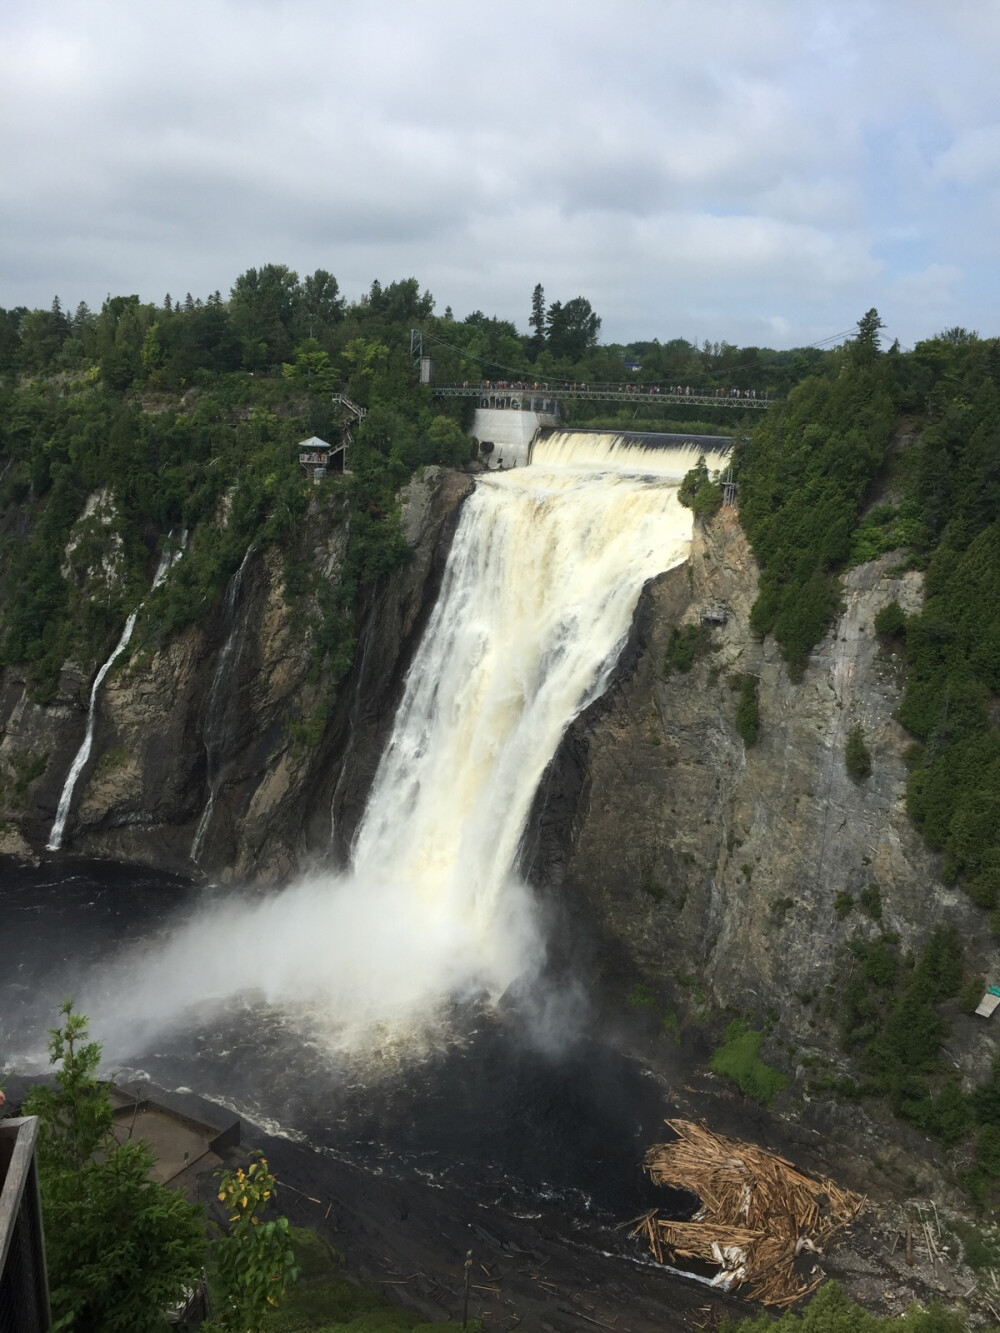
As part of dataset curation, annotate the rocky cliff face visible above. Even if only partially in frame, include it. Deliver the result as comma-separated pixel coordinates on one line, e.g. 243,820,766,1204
0,467,472,883
3,469,994,1087
536,506,998,1078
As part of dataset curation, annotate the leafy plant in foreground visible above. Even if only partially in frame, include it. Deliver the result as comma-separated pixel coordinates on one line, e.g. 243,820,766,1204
209,1153,299,1333
24,1001,205,1332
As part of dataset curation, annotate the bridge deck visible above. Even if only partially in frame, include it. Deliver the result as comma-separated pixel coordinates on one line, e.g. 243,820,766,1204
434,384,770,410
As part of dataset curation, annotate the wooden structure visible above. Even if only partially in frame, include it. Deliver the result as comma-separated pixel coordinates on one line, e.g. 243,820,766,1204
298,435,339,482
0,1116,50,1331
633,1119,863,1307
333,392,366,462
298,393,367,482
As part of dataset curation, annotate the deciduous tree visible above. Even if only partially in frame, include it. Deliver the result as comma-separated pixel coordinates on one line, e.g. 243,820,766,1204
208,1154,298,1333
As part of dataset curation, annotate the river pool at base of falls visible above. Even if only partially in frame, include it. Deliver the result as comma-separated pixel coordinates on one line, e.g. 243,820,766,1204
0,856,738,1331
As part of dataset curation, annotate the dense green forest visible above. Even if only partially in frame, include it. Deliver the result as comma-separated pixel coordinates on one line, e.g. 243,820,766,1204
723,314,1000,1188
0,268,816,707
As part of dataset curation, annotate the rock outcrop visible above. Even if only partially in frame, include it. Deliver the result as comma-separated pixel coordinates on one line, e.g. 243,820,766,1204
536,507,998,1073
0,467,472,883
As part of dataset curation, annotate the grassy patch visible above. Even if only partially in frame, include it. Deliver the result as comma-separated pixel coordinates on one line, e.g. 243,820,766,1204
720,1278,977,1330
710,1019,789,1105
94,745,129,775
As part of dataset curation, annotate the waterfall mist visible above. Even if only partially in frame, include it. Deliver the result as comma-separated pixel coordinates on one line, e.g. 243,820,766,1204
82,443,714,1064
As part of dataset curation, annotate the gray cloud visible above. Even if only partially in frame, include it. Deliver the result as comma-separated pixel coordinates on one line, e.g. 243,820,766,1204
2,0,998,347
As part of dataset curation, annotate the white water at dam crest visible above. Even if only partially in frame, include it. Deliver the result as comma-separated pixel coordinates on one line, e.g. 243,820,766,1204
85,435,723,1059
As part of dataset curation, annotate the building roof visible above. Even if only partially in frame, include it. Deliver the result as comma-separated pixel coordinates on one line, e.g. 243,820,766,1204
297,436,332,451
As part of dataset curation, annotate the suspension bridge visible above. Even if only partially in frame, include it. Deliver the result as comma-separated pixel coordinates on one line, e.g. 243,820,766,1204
431,382,771,412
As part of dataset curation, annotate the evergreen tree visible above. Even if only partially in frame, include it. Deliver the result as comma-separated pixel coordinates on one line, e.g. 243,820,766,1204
24,1003,206,1332
853,307,884,363
528,282,546,360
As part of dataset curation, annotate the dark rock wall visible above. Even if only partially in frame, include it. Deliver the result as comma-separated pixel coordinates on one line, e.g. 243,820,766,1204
0,467,472,884
529,507,998,1078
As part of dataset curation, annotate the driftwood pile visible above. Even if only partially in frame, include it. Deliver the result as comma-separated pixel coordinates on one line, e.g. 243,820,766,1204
632,1119,864,1307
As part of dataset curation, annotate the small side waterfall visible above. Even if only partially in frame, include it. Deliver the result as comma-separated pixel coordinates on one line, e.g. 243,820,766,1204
190,545,255,863
46,540,183,853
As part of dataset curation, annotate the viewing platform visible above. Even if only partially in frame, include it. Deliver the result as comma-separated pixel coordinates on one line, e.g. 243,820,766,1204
435,381,772,411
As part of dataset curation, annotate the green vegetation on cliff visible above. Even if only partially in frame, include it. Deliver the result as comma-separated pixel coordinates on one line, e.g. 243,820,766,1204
677,453,723,517
720,317,1000,1177
0,271,826,704
887,342,1000,904
0,275,477,701
737,310,897,678
736,318,1000,915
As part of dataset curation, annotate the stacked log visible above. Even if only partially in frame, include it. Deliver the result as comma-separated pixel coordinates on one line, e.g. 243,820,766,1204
632,1119,864,1307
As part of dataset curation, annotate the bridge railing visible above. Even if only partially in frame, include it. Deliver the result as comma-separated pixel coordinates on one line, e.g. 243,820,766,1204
433,383,771,410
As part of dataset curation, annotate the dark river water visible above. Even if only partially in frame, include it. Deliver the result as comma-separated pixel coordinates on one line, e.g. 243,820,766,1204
1,856,688,1229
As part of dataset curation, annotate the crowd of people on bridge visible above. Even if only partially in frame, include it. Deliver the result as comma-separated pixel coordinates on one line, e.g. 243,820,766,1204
471,379,767,399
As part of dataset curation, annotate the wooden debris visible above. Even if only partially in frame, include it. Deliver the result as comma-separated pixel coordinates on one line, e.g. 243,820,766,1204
633,1119,864,1307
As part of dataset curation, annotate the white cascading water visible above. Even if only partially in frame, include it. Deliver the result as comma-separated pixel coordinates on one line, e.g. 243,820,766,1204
84,438,727,1058
190,544,255,863
47,539,183,852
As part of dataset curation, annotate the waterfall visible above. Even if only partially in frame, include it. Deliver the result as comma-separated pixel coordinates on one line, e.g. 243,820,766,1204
190,544,255,864
349,446,704,923
84,439,728,1057
46,540,182,853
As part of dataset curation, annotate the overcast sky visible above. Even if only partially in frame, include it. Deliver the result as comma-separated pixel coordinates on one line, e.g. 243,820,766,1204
3,1,998,350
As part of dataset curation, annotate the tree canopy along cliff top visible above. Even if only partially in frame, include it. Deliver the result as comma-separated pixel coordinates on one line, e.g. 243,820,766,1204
0,270,816,711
